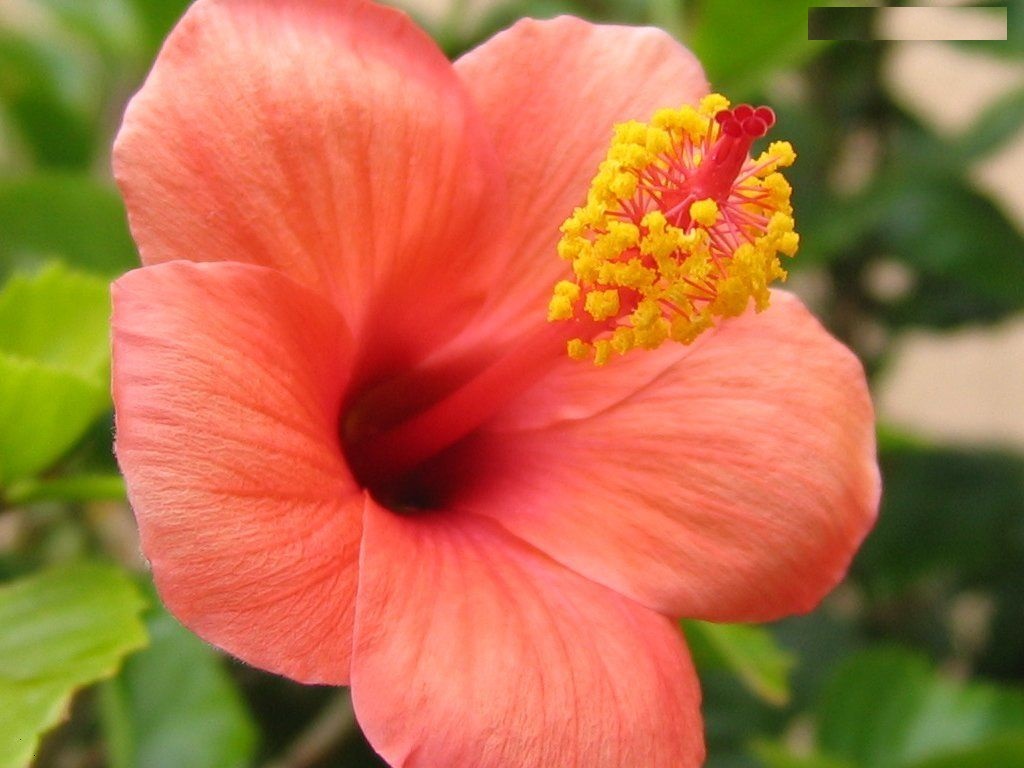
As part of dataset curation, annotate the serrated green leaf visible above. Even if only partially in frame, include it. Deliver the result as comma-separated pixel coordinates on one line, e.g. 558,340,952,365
684,621,795,705
100,605,258,768
0,175,137,280
818,647,1024,768
0,563,147,768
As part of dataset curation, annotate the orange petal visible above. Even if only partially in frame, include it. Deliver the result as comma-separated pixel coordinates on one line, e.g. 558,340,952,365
454,18,708,341
113,261,359,684
441,292,880,622
352,499,704,768
114,0,506,373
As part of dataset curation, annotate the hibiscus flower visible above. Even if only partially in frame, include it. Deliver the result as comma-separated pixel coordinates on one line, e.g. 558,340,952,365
110,0,880,765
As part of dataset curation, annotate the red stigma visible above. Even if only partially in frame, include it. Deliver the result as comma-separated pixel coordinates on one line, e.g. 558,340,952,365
714,105,776,138
696,104,776,203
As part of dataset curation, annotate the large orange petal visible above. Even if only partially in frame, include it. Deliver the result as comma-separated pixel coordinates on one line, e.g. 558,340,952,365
114,0,506,373
113,261,359,684
440,292,880,622
351,499,704,768
454,18,708,340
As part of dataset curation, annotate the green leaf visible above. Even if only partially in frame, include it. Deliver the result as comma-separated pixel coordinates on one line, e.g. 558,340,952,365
100,605,258,768
688,0,829,94
0,175,137,280
0,263,111,378
0,264,113,486
0,356,107,486
818,648,1024,768
684,621,795,705
0,563,147,768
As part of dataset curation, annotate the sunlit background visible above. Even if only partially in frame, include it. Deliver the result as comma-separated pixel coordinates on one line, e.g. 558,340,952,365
1,1,1022,767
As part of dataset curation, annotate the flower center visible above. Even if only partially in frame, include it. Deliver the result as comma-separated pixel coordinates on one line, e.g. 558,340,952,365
346,94,799,505
548,93,799,365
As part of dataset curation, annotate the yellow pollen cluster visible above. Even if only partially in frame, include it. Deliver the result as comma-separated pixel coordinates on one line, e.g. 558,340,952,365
548,93,798,364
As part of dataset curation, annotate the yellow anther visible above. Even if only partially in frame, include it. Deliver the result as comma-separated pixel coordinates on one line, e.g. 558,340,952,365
567,338,591,360
645,127,672,155
547,280,581,321
548,93,797,364
652,108,685,131
584,289,620,321
678,110,710,140
689,198,719,227
609,172,638,200
557,235,587,261
553,279,581,299
608,143,651,170
767,212,794,237
634,318,669,349
593,221,640,261
699,93,730,116
548,295,574,322
631,298,661,330
614,121,647,145
610,327,635,355
762,173,793,209
560,214,587,238
759,140,796,170
778,231,800,256
639,211,683,260
599,259,655,290
572,253,600,282
670,313,711,344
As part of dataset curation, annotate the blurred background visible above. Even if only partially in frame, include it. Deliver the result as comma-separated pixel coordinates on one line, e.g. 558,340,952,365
1,0,1022,767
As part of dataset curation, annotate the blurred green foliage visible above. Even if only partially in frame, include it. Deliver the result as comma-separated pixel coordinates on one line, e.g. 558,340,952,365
0,563,146,768
756,647,1024,768
100,599,258,768
0,175,137,280
1,0,1022,767
684,621,796,707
